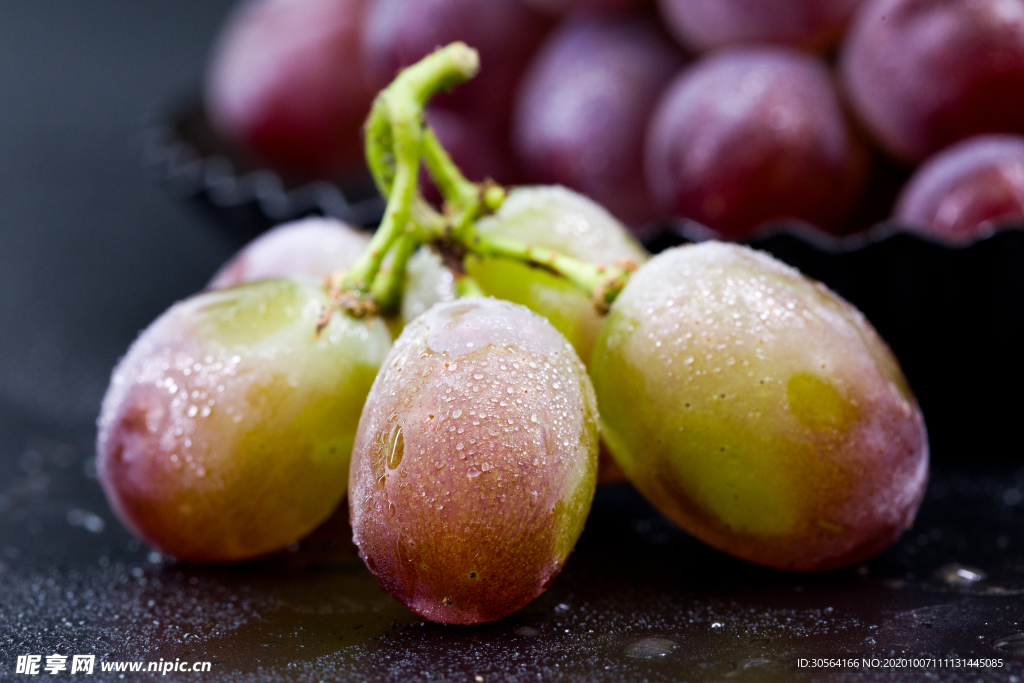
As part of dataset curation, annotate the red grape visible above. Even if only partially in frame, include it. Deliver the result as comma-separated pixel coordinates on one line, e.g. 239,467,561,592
522,0,646,16
657,0,864,51
361,0,550,125
513,13,685,226
350,298,598,623
894,134,1024,245
98,279,391,562
205,0,376,177
840,0,1024,164
208,216,370,289
645,47,868,239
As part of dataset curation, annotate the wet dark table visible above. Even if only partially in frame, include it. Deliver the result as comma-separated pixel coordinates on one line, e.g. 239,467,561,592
1,2,1023,682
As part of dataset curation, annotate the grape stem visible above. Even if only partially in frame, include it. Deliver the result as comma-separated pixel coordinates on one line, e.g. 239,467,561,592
340,43,480,313
337,42,636,321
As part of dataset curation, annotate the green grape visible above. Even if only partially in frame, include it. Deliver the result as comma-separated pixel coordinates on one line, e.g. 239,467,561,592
466,185,649,366
590,242,928,571
399,246,457,326
350,298,598,624
97,279,391,562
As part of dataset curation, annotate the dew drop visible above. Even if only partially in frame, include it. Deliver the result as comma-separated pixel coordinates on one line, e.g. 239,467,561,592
467,467,481,479
386,425,404,470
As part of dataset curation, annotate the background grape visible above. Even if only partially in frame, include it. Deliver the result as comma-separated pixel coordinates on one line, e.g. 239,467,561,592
205,0,376,177
894,134,1024,245
513,13,685,226
645,47,868,239
840,0,1024,164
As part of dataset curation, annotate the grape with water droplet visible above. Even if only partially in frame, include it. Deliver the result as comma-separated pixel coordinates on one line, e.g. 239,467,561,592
590,243,929,571
97,279,391,561
349,298,598,624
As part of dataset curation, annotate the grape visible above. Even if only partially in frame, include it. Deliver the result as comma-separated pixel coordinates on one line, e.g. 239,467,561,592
840,0,1024,164
97,279,392,562
894,135,1024,245
657,0,864,52
645,47,868,239
466,185,649,365
361,0,550,125
349,298,598,624
512,14,685,226
522,0,646,17
590,243,928,571
205,0,375,177
208,217,371,289
399,247,457,326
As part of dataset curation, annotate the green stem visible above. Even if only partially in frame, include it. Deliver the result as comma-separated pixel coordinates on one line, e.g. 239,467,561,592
343,43,480,301
454,274,484,299
421,127,479,216
371,231,418,314
458,231,633,311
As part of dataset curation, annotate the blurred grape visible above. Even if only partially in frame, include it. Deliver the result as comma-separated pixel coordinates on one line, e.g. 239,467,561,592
209,216,370,289
522,0,646,16
206,0,375,177
657,0,864,51
513,13,685,226
894,134,1024,245
841,0,1024,163
645,47,868,239
362,0,550,126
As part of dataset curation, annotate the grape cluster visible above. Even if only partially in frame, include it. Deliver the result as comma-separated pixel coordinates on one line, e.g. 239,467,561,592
103,43,933,625
205,0,1024,244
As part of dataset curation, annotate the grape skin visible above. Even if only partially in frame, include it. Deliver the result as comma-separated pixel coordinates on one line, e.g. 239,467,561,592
590,243,929,571
522,0,645,16
840,0,1024,163
205,0,375,176
513,13,685,225
645,47,868,239
657,0,864,52
350,298,598,624
894,134,1024,245
208,217,371,289
98,279,391,562
466,185,649,366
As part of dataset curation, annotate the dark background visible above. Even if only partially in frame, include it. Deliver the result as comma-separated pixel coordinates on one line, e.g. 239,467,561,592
1,3,1023,681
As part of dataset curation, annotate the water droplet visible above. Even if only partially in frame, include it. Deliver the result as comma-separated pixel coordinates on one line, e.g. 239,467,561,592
935,563,986,586
388,502,396,518
467,467,481,479
386,425,404,470
623,638,680,659
743,659,771,669
994,634,1024,654
865,636,876,645
530,414,537,423
710,622,724,628
452,409,463,419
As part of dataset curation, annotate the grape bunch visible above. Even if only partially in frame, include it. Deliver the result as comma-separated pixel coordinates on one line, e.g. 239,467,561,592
204,0,1024,244
105,44,932,625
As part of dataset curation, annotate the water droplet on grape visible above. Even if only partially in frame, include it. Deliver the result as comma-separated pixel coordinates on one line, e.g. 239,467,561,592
387,425,404,470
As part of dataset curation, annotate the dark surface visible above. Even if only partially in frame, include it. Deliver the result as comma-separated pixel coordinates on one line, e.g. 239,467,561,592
1,3,1023,682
